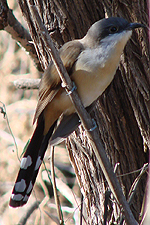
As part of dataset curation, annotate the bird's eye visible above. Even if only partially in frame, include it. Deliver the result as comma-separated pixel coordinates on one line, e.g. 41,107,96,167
109,26,118,33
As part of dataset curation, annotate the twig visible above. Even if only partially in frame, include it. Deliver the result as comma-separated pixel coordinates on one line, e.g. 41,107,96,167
64,195,87,224
44,210,60,225
70,189,85,223
119,163,148,225
0,129,25,148
80,194,83,225
30,5,138,225
42,162,80,206
127,163,148,204
0,101,20,162
50,146,64,225
13,78,40,89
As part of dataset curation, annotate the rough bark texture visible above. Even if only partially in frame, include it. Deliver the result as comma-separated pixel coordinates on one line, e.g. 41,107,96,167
3,0,149,224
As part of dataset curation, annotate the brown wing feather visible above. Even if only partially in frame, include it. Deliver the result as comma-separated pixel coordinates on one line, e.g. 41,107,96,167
33,40,84,123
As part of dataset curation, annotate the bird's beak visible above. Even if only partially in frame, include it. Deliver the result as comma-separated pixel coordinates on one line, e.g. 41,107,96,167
127,22,146,30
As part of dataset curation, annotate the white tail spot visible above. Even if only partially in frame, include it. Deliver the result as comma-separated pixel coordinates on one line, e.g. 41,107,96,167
23,195,29,202
15,179,26,192
20,155,32,169
11,193,24,201
35,156,42,170
26,181,33,194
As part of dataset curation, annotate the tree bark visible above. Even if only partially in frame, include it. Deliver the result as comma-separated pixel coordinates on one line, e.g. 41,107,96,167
3,0,149,224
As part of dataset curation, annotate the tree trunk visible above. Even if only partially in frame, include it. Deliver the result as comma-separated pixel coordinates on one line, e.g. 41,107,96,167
3,0,149,224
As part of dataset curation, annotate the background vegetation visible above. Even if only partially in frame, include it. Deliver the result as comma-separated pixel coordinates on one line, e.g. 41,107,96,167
0,1,80,224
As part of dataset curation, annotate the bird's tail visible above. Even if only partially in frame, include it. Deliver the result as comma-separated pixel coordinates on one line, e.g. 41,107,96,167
9,115,56,208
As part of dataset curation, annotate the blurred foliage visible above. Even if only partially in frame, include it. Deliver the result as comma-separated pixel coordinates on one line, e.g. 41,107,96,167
0,1,80,224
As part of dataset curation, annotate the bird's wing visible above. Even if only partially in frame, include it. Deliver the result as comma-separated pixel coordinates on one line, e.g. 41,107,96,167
33,40,84,123
50,102,96,145
50,113,81,145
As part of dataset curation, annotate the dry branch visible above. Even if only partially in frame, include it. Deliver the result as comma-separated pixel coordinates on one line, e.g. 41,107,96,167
13,78,40,89
0,0,42,70
51,146,64,224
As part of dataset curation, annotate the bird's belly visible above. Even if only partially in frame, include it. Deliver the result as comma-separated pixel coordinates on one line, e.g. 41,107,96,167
71,66,116,108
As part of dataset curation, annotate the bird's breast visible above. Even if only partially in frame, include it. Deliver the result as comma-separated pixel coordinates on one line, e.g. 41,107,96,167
72,46,120,107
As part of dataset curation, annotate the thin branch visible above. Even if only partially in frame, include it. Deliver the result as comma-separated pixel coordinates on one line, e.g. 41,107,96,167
44,210,60,225
13,78,40,89
50,146,64,225
80,194,83,225
119,163,148,225
127,163,148,205
0,101,20,162
30,5,138,225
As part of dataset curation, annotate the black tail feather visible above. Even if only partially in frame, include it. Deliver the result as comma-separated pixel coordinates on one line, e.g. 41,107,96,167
9,116,56,208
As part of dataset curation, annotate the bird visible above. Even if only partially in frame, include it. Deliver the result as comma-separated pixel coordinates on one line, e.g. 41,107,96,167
9,17,144,207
